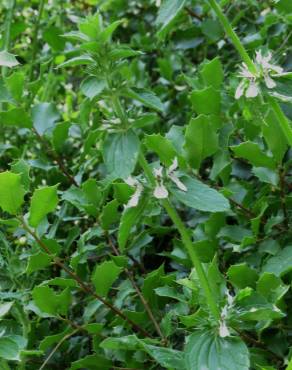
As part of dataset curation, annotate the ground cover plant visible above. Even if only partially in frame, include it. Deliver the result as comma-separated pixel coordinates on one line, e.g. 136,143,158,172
0,0,292,369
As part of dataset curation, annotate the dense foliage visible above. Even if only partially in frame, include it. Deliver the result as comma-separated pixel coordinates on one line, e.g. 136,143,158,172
0,0,292,369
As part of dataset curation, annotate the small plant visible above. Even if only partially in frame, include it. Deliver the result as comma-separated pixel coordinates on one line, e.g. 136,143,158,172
0,1,291,369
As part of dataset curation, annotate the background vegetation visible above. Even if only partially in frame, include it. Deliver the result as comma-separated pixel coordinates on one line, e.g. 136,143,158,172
0,0,291,369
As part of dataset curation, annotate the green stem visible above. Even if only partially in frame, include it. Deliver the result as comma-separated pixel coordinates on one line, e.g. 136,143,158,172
207,0,292,147
29,0,46,81
207,0,257,74
267,96,292,147
111,93,220,320
138,152,220,320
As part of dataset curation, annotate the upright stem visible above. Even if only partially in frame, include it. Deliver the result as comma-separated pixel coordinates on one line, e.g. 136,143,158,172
138,153,220,320
207,0,257,74
111,93,220,321
207,0,292,147
29,0,46,80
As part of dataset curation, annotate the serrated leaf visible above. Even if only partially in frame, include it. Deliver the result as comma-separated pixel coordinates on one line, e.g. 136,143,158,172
0,172,25,215
200,57,224,88
144,134,177,166
190,86,221,115
0,108,32,128
262,246,292,277
91,260,122,297
231,141,276,169
29,185,59,227
184,115,218,169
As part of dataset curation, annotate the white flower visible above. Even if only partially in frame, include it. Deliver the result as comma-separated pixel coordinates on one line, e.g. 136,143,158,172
167,158,187,192
219,320,230,338
124,176,143,208
153,166,168,199
219,290,234,338
235,50,284,100
153,158,187,200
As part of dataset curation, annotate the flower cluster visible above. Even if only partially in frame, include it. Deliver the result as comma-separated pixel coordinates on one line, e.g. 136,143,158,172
235,50,284,99
124,157,187,208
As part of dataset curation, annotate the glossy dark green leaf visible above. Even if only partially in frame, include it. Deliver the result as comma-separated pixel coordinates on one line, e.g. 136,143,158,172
91,260,122,297
32,103,60,135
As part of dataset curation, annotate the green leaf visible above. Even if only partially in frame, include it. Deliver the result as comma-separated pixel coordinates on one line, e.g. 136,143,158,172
0,302,13,318
263,109,288,162
32,103,60,136
118,196,148,252
124,88,164,112
0,337,19,360
43,26,65,51
170,175,230,213
143,344,185,369
184,115,218,169
5,71,25,102
103,130,140,179
200,57,224,89
227,263,259,289
155,0,187,39
29,185,59,227
80,77,106,99
262,246,292,277
70,354,111,370
91,260,122,297
57,55,94,69
185,331,250,370
231,141,276,169
0,51,19,68
32,286,71,316
99,20,124,43
26,251,52,274
0,108,32,128
144,134,177,166
190,86,221,115
52,121,70,151
0,171,25,215
257,273,289,303
100,199,119,230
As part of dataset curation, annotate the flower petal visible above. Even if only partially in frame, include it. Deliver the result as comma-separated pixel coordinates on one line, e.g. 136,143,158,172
153,166,163,178
219,321,230,338
168,157,178,173
169,173,187,192
245,81,259,98
153,183,168,199
235,80,245,99
264,74,276,89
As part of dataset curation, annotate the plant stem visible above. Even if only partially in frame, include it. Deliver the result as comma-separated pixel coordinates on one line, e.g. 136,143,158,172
207,0,257,74
29,0,46,81
206,0,292,146
18,217,151,338
138,153,220,320
109,87,220,321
